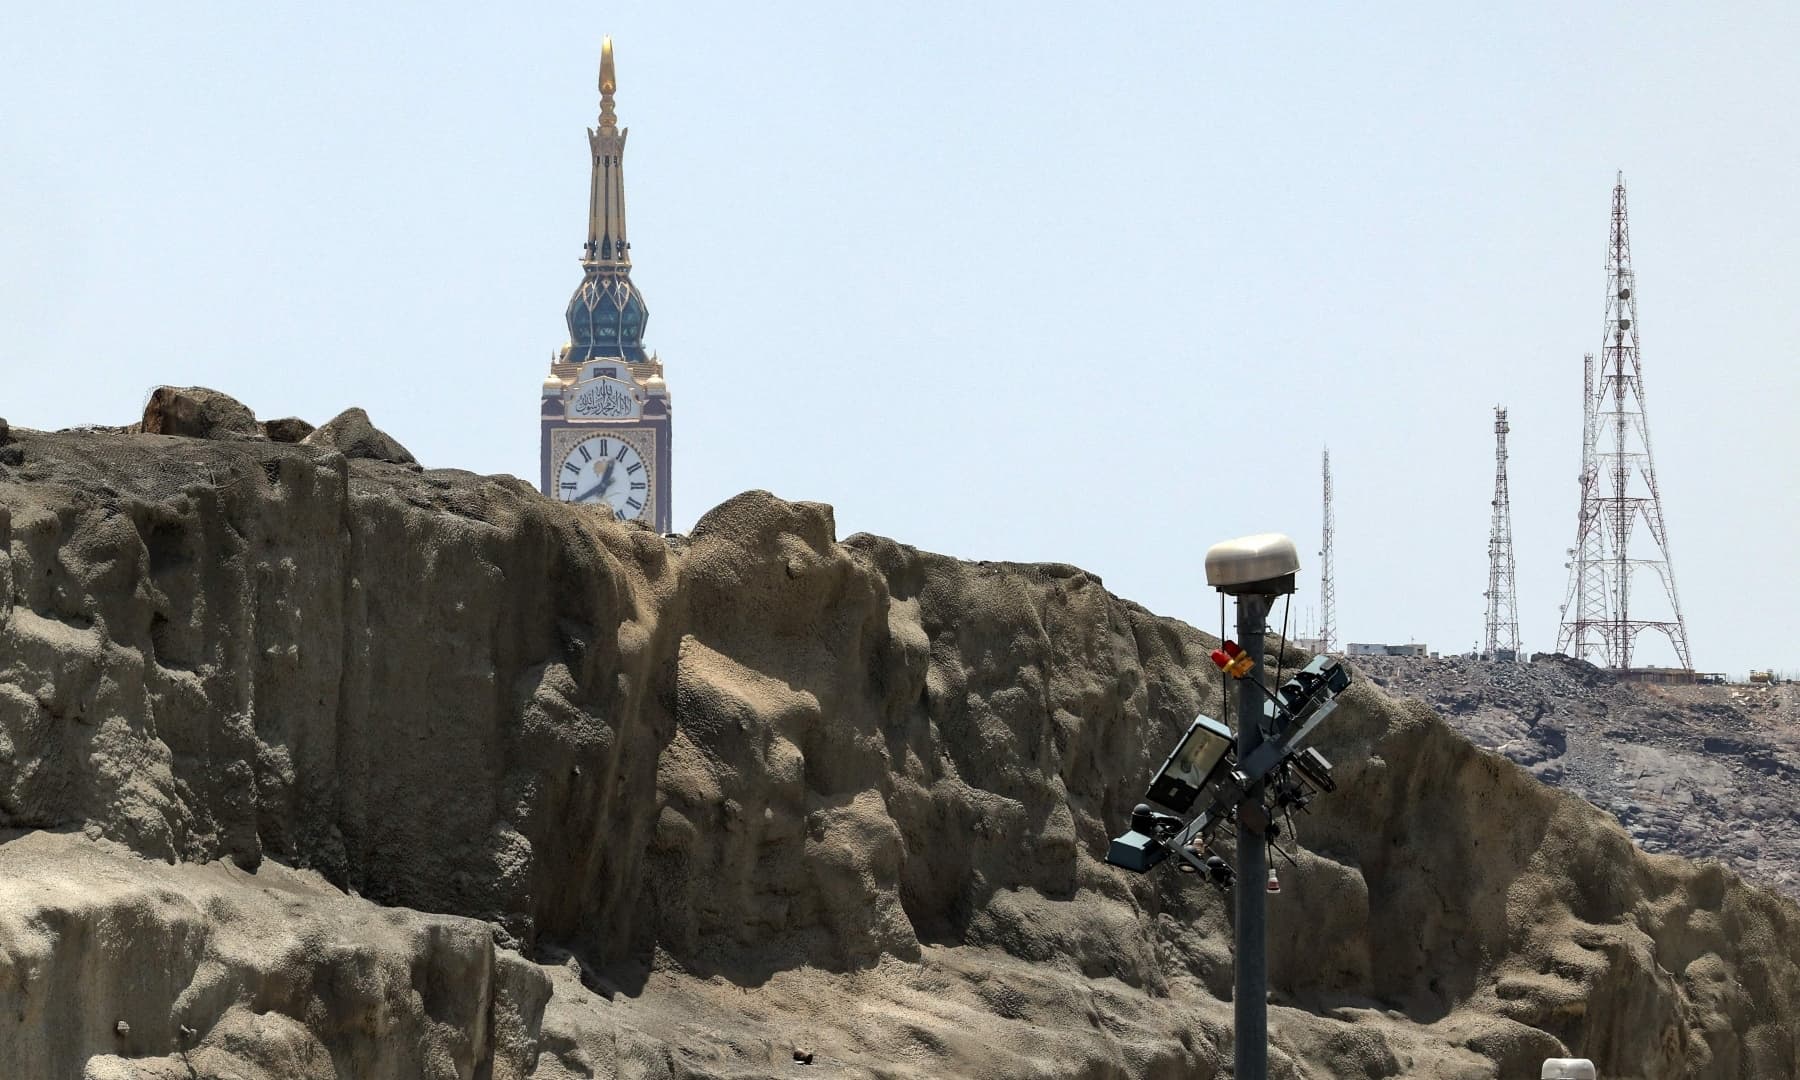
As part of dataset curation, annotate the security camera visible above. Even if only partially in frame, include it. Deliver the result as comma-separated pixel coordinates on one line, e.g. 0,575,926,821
1177,846,1236,894
1130,803,1184,838
1291,747,1335,793
1105,655,1351,881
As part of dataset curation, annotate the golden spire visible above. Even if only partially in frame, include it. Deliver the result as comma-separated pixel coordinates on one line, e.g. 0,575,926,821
598,36,618,134
585,36,629,268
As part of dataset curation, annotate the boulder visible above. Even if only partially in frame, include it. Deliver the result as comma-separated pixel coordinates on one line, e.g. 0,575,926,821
139,386,261,440
261,416,316,444
300,407,416,464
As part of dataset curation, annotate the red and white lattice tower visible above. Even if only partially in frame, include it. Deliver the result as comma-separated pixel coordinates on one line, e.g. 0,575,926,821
1484,407,1521,661
1555,173,1693,671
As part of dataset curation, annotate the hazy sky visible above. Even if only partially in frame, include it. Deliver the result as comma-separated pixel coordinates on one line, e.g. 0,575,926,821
3,4,1796,673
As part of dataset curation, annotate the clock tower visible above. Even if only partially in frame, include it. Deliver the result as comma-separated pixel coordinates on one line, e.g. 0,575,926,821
540,37,673,531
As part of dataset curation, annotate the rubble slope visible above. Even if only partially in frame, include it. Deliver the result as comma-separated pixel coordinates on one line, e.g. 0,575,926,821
1358,655,1800,898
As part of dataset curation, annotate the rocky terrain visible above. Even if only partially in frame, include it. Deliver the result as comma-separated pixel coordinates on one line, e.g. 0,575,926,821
1356,655,1800,898
2,388,1799,1078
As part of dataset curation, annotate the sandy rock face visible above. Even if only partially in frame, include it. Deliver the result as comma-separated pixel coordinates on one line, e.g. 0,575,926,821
0,831,548,1080
1,424,1799,1078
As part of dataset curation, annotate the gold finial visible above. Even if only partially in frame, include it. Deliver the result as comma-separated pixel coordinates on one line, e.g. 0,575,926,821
597,36,618,132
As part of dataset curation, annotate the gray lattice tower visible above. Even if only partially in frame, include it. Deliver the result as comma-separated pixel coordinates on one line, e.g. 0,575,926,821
1319,448,1337,654
1484,407,1520,661
1561,353,1610,657
1555,173,1693,670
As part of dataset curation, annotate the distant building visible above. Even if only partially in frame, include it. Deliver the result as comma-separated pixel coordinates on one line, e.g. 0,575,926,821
1618,667,1717,686
539,37,673,531
1346,642,1429,658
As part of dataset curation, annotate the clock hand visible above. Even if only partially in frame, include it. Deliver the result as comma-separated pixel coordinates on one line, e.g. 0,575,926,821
571,459,619,504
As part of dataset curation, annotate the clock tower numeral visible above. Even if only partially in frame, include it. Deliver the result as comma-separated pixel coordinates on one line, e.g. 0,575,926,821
578,444,592,462
562,462,579,475
630,481,646,491
626,461,643,475
626,497,643,513
560,481,577,493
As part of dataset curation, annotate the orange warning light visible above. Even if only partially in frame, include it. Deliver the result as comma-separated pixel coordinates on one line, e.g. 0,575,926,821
1209,641,1255,678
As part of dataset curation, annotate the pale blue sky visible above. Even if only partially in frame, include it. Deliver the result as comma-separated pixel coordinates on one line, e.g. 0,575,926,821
3,3,1795,672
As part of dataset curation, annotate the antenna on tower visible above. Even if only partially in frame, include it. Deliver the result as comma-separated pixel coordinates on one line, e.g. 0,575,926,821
1555,174,1693,672
1484,407,1520,662
1318,448,1337,655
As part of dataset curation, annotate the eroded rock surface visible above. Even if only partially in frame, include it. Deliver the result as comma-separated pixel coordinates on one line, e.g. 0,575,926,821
1,423,1798,1078
0,830,549,1080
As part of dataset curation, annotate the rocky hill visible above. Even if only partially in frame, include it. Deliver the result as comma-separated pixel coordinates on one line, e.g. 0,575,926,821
1355,655,1800,898
2,392,1799,1079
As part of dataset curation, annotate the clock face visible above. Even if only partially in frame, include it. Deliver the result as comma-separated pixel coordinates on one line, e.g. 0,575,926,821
556,435,650,520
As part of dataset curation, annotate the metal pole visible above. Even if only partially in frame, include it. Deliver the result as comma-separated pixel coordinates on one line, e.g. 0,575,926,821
1234,592,1270,1080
